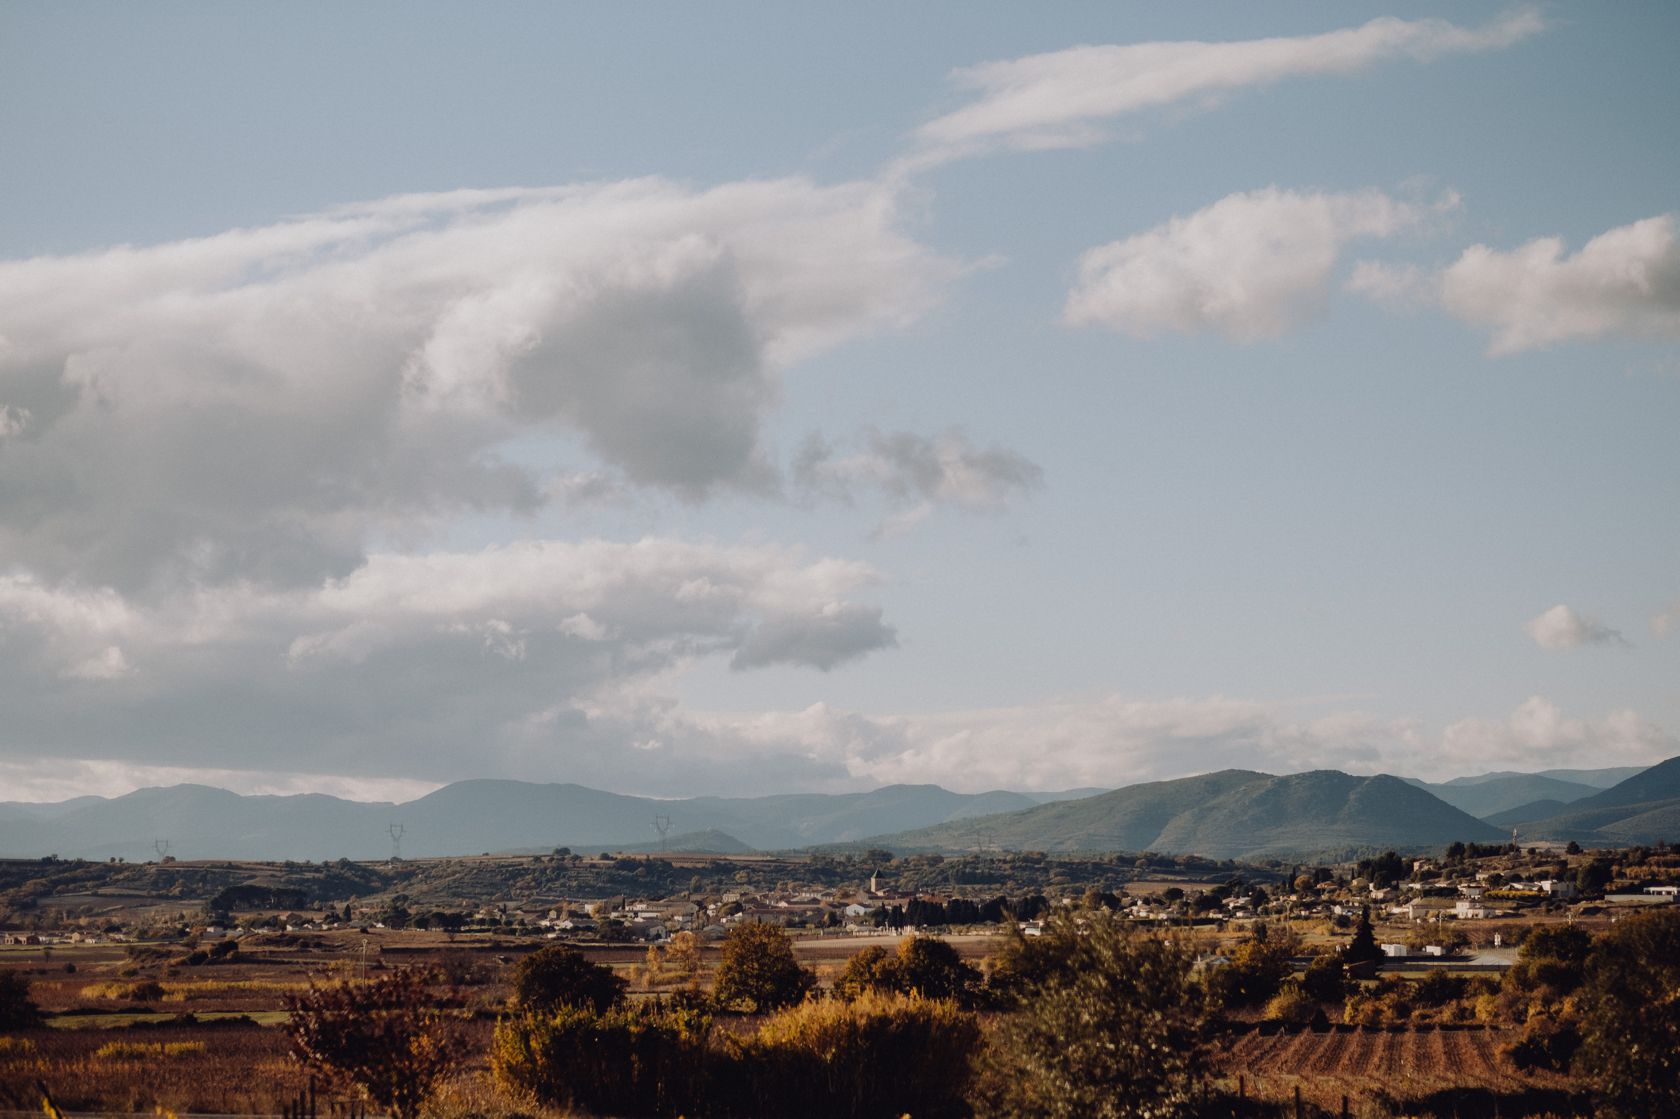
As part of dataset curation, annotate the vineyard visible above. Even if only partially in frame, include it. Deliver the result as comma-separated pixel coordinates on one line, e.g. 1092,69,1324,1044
1214,1024,1588,1118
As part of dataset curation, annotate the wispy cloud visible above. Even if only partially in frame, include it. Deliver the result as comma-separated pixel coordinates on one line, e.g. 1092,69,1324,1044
795,428,1042,535
909,10,1544,167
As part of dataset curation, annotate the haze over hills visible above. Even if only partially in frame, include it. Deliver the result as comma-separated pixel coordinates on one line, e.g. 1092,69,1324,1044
1403,773,1606,821
0,780,1073,863
3,761,1673,865
1510,757,1680,845
860,769,1507,861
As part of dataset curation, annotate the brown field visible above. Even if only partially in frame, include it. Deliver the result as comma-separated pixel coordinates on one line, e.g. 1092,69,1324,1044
1215,1024,1588,1118
0,932,1595,1117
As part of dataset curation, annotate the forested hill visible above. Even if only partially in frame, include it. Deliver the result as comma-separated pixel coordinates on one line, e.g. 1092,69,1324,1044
864,769,1505,861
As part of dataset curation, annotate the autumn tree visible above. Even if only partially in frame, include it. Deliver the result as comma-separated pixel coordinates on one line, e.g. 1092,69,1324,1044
712,922,815,1013
835,936,984,1008
284,968,464,1119
510,944,627,1014
665,930,702,990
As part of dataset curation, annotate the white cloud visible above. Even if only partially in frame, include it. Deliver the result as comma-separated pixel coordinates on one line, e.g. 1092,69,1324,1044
912,11,1543,164
0,538,897,783
1441,697,1670,770
576,691,1672,795
1065,188,1441,341
1524,603,1626,650
2,672,1669,798
0,178,957,592
794,428,1043,526
1651,601,1680,639
1344,260,1434,310
1438,214,1680,353
0,757,441,805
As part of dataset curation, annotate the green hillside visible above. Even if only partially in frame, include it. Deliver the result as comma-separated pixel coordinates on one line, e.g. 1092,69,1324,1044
865,768,1503,860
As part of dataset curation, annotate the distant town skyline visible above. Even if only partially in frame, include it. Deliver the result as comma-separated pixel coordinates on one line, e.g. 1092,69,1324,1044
1,3,1677,802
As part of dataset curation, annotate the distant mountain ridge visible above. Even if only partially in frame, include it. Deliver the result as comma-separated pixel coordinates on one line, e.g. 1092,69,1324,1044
4,759,1672,863
859,769,1506,860
0,780,1078,863
1403,773,1605,820
1512,757,1680,845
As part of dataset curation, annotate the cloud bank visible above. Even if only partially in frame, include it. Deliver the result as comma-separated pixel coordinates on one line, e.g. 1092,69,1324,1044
0,539,896,785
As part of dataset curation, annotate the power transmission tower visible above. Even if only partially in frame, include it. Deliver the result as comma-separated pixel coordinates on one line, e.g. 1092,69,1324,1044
388,823,405,863
153,839,171,861
653,815,672,853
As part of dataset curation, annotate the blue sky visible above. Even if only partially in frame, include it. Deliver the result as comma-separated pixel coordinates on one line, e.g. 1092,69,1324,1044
1,3,1677,801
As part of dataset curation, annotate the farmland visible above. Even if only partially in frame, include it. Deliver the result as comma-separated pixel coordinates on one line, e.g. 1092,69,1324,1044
6,842,1678,1116
1214,1024,1585,1118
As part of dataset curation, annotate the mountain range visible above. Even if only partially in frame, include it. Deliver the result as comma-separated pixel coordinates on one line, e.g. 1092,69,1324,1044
864,770,1508,861
3,759,1676,863
0,780,1093,863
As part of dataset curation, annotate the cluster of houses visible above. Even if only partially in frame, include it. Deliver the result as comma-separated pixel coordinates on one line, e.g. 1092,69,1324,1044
526,887,908,942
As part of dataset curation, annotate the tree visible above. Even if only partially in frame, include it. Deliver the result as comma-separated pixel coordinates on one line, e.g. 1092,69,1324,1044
284,968,464,1119
712,922,815,1013
1342,906,1382,966
1301,954,1346,1003
833,937,983,1008
510,944,628,1014
664,930,702,991
833,944,897,1002
977,910,1207,1119
1205,930,1297,1010
0,971,42,1030
1577,911,1680,1116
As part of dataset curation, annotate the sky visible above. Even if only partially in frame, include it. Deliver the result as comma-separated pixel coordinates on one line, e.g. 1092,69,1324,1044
1,3,1678,803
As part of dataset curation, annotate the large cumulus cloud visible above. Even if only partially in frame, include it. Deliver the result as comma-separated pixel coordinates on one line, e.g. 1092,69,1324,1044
0,178,957,592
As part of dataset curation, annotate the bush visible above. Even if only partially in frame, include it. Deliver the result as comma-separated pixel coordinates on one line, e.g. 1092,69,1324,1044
1502,1012,1581,1072
731,991,980,1119
1301,954,1346,1003
494,1002,711,1118
833,937,984,1008
712,922,815,1013
1577,910,1680,1116
1262,984,1316,1025
509,944,628,1014
284,968,466,1119
0,972,42,1030
1204,932,1296,1009
976,910,1207,1119
493,992,977,1119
